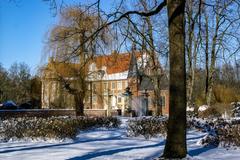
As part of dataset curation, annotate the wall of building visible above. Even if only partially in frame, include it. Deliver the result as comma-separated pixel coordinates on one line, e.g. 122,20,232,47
42,76,169,116
41,79,75,109
161,90,169,115
85,79,128,111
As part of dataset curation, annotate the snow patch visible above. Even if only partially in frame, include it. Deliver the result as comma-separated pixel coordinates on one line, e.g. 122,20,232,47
198,105,209,112
187,106,194,112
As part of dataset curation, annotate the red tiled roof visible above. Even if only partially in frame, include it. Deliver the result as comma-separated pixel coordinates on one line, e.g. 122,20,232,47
44,51,142,77
94,52,140,74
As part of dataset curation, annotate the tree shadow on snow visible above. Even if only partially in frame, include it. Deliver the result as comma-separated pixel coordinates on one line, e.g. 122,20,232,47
67,141,165,160
0,135,123,154
188,145,217,157
187,134,206,141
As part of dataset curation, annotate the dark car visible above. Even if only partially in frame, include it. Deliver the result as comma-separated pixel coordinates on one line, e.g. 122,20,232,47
0,100,18,110
18,102,32,109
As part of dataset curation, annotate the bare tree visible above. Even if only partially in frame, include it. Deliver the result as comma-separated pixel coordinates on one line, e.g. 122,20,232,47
185,0,202,107
201,0,240,106
45,6,108,116
133,0,167,116
8,62,32,104
0,62,32,104
0,64,10,103
115,0,168,115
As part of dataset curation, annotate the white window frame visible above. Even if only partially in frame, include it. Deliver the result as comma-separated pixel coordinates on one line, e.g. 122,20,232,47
117,81,122,90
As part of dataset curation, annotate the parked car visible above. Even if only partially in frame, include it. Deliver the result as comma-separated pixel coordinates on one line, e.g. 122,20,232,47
0,100,18,110
18,102,32,109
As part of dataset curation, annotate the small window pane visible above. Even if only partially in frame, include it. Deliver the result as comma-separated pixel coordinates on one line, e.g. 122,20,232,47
117,82,122,90
112,82,115,89
104,83,107,90
118,97,122,103
160,96,165,108
93,95,97,103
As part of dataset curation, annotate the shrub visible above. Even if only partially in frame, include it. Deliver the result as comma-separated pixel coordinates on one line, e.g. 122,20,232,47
216,123,240,147
198,103,232,118
188,117,240,147
213,84,239,104
127,116,167,139
0,116,120,142
197,134,219,147
198,107,222,118
232,102,240,117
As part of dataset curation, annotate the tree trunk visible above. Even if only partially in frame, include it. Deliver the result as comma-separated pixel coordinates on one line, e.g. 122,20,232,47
206,59,216,106
144,12,163,116
205,4,220,106
187,33,198,107
74,94,84,116
163,0,187,158
154,76,162,116
190,39,198,105
204,13,209,104
186,0,199,108
186,0,193,107
206,36,217,106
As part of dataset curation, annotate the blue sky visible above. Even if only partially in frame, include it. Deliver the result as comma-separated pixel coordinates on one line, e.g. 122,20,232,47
0,0,59,73
0,0,114,74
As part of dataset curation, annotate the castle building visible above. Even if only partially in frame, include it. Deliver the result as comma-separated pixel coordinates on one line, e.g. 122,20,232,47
41,50,169,116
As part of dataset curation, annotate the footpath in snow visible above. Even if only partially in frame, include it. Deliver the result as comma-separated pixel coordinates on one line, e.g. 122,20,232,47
0,117,239,160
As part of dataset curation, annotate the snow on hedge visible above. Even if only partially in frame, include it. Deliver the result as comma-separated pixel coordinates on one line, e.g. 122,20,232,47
198,105,210,112
0,116,120,142
188,117,240,147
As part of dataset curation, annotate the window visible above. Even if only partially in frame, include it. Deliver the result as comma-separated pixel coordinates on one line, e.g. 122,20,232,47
112,82,115,89
118,97,122,103
93,83,96,92
160,96,166,108
85,95,90,103
117,81,122,90
93,95,97,103
104,82,107,90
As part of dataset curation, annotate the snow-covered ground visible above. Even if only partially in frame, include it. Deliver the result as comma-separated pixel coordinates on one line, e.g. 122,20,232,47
0,118,239,160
